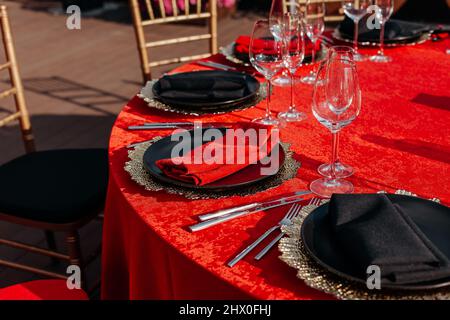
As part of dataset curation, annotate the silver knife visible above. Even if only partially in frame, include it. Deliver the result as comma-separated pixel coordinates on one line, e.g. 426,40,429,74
143,122,194,126
197,190,311,221
196,60,237,71
189,195,310,232
128,125,182,130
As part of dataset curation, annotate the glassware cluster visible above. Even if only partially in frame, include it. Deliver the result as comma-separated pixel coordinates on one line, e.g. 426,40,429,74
248,0,402,196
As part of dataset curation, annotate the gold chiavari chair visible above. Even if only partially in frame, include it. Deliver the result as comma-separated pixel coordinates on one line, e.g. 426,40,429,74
0,5,107,292
129,0,218,82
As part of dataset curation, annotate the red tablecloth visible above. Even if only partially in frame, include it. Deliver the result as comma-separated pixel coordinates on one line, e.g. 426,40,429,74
101,37,450,299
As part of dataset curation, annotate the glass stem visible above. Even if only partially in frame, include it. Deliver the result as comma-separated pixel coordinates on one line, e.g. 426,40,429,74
330,131,339,182
334,131,341,164
266,80,273,119
289,70,295,111
310,41,316,74
380,21,385,56
353,19,359,54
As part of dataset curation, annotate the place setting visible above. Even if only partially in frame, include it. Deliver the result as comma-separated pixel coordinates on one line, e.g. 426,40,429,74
138,69,267,116
279,190,450,300
124,122,301,200
332,0,449,62
221,0,328,87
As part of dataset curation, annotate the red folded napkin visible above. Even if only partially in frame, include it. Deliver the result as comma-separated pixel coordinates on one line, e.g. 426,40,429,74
156,123,279,186
234,35,321,56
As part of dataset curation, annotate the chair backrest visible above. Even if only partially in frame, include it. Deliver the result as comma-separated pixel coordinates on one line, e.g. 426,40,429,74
129,0,218,82
0,5,35,153
283,0,348,22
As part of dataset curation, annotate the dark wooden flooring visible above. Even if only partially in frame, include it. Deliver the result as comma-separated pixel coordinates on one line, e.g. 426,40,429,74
0,0,263,297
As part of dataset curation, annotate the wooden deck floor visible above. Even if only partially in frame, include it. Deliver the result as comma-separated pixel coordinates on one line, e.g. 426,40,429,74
0,0,264,296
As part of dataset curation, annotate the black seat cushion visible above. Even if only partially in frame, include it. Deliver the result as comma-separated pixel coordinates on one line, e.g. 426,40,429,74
0,149,108,224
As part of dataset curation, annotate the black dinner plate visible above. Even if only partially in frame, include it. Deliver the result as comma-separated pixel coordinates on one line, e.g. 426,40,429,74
301,194,450,290
152,71,260,110
333,29,423,45
336,17,427,45
143,128,285,191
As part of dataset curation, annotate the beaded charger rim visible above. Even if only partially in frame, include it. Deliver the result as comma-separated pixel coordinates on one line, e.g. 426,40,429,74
278,190,450,300
138,80,267,116
124,137,301,200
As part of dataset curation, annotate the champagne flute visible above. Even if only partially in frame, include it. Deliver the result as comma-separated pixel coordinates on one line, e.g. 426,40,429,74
310,46,361,198
249,20,285,126
301,0,325,84
342,0,371,61
370,0,394,63
278,13,307,122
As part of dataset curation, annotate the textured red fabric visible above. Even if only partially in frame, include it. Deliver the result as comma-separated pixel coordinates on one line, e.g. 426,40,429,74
0,280,88,300
102,37,450,300
234,35,320,56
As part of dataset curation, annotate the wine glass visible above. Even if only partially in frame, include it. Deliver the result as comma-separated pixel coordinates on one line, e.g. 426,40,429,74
278,13,307,122
249,20,285,126
317,45,357,178
310,46,361,198
370,0,394,63
342,0,371,61
269,0,304,87
301,0,325,84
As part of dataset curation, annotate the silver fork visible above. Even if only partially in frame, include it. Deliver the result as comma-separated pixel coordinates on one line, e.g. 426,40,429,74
254,198,321,260
227,203,303,268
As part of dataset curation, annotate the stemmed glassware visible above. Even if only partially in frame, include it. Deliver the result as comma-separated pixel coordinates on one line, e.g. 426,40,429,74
301,0,325,84
249,20,285,126
342,0,371,61
278,13,307,122
370,0,394,63
269,0,303,87
310,46,361,198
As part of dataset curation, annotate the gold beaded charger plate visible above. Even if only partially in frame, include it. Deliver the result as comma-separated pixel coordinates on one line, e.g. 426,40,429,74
125,136,300,200
279,191,450,300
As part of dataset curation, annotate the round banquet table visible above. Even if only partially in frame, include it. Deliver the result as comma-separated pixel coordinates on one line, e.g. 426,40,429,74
101,36,450,300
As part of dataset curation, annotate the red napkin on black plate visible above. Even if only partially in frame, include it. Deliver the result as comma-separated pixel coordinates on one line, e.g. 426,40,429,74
234,35,321,56
156,123,278,186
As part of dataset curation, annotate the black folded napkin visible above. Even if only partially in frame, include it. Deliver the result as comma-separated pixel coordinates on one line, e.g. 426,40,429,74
155,71,252,104
329,194,450,285
338,16,429,42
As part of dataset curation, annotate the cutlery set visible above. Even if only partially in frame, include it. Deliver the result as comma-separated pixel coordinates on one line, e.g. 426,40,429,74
189,191,311,232
227,198,320,267
186,191,317,267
